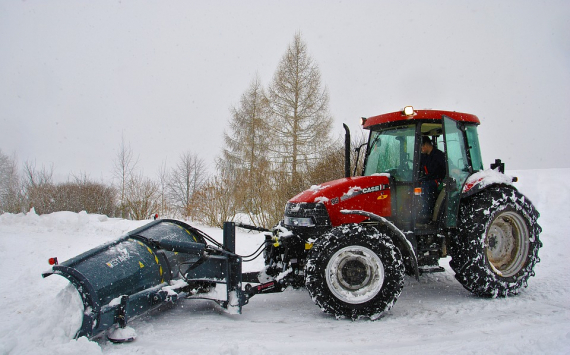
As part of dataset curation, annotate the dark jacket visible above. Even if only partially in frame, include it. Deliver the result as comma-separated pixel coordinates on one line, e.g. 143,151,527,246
420,148,446,181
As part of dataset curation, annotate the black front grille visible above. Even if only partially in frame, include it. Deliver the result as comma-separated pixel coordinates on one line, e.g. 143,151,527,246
284,202,331,228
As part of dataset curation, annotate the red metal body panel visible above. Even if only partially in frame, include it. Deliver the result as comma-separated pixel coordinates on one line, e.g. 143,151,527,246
363,109,480,128
289,175,392,226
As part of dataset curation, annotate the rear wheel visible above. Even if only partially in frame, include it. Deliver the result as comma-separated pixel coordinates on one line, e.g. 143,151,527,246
305,224,405,320
450,186,542,297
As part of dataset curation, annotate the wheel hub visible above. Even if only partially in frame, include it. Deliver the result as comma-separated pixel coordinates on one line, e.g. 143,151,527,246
326,246,385,304
486,211,530,277
339,259,370,290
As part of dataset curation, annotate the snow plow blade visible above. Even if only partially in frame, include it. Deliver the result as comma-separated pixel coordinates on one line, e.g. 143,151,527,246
42,220,245,340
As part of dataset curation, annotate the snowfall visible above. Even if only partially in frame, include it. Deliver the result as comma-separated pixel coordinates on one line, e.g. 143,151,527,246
0,169,569,355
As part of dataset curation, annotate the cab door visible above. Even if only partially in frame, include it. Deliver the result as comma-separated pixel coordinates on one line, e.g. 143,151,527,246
441,116,471,227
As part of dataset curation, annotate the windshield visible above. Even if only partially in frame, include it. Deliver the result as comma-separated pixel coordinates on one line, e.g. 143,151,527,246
364,125,416,181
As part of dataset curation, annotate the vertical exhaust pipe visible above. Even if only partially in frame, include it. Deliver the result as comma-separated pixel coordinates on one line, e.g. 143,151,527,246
343,124,351,178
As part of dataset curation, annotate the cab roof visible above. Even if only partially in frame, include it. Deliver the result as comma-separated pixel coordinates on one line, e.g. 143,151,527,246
363,108,480,129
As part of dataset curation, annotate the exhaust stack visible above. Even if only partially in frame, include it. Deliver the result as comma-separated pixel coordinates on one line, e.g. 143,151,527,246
343,123,351,178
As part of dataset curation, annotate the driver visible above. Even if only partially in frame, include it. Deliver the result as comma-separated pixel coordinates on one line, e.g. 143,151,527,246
419,136,446,223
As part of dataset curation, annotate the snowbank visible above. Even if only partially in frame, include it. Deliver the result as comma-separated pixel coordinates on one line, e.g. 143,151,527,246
0,169,569,354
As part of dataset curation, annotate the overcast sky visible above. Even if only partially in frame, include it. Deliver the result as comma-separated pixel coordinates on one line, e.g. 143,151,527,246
1,0,569,183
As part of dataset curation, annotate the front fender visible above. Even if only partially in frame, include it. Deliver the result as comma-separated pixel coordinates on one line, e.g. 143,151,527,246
340,210,419,280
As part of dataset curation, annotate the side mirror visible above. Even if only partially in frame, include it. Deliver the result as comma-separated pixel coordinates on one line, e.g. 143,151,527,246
490,159,505,173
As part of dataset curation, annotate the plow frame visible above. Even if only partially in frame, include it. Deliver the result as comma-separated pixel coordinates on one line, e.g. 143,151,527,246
42,220,246,340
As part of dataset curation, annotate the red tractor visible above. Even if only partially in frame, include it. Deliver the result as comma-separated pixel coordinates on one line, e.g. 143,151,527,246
42,106,543,340
261,106,542,320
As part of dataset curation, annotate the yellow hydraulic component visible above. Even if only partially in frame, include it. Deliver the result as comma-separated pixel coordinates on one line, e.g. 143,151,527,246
272,236,280,247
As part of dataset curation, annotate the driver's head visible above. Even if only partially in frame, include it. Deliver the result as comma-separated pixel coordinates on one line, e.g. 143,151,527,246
421,136,433,154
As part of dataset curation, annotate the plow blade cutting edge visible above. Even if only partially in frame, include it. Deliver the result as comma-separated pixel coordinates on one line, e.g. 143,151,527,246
42,219,245,341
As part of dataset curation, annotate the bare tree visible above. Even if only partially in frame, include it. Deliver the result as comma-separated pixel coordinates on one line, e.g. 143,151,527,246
48,174,117,216
23,160,53,188
193,174,236,228
156,159,172,218
168,151,207,220
113,135,138,218
22,160,55,214
18,165,117,216
0,150,22,213
124,172,159,220
267,32,333,193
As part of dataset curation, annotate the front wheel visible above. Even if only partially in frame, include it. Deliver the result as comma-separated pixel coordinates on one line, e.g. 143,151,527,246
305,224,405,320
450,186,542,297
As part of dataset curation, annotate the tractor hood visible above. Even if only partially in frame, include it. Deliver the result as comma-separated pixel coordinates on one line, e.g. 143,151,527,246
287,174,392,227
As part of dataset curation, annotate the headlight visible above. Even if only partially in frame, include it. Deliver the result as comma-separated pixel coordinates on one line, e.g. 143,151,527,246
403,106,415,116
284,216,315,227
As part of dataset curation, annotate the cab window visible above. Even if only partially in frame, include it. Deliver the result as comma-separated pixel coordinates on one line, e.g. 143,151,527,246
465,125,484,171
364,125,416,181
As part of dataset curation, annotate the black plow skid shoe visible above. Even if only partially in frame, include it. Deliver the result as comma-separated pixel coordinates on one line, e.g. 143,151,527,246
106,325,137,343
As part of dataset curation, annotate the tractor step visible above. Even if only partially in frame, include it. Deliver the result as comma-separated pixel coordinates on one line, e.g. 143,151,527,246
418,265,446,274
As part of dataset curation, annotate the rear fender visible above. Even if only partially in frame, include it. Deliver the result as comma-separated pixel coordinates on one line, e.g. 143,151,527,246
461,169,517,198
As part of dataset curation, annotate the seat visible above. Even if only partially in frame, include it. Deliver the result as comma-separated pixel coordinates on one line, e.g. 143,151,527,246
432,188,446,222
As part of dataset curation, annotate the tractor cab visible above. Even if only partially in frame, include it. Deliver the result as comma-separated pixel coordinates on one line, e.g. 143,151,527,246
361,106,484,232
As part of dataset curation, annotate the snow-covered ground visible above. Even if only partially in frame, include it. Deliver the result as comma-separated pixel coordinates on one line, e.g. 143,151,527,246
0,169,569,355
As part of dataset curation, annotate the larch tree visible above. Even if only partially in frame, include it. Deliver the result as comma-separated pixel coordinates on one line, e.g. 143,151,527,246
221,76,273,227
267,32,333,194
